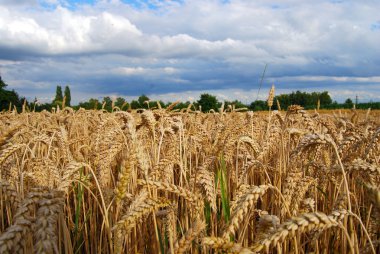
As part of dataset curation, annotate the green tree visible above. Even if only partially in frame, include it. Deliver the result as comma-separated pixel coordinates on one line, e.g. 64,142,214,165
197,93,219,112
275,91,332,109
138,94,149,105
0,76,6,89
64,86,71,106
130,100,140,109
128,95,152,109
138,94,150,109
35,102,53,111
0,76,22,111
114,97,129,110
344,98,354,109
275,94,291,109
77,98,100,110
102,96,112,111
319,91,332,106
249,100,268,111
0,89,22,111
53,85,63,105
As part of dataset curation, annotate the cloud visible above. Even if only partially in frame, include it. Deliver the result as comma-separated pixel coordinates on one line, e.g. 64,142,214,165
0,0,37,6
0,0,380,103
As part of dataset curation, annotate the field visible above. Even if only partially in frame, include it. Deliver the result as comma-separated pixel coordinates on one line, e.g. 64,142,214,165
0,106,379,254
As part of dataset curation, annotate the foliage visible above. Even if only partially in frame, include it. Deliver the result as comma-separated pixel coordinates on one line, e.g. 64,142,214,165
130,95,160,109
138,94,150,109
34,103,53,112
0,89,22,111
345,98,354,108
53,86,63,106
102,96,113,111
64,86,71,106
77,98,101,110
275,91,332,110
130,100,141,109
114,97,129,110
0,76,7,89
197,93,219,112
0,76,23,111
249,100,268,111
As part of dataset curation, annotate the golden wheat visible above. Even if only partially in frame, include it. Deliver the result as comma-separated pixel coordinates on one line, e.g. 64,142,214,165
0,107,378,253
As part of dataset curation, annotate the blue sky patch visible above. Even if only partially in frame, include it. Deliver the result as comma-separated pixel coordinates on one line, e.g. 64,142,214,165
371,21,380,31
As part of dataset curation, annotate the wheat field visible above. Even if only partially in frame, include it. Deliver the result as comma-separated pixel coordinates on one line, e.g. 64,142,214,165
0,104,379,254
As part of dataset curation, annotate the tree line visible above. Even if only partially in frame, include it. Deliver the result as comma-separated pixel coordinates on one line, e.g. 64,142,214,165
1,76,380,112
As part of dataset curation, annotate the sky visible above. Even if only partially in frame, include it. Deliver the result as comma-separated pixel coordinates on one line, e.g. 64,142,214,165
0,0,379,104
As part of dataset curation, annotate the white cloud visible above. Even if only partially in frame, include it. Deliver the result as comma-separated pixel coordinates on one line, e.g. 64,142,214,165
111,66,179,76
113,67,146,75
0,5,269,60
0,7,146,54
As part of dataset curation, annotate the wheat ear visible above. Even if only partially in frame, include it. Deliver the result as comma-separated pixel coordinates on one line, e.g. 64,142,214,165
252,211,341,252
223,185,269,238
137,179,200,204
113,191,170,233
172,220,206,254
202,237,254,254
0,189,50,253
33,191,64,254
